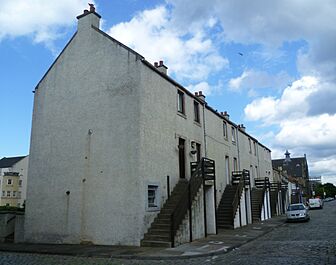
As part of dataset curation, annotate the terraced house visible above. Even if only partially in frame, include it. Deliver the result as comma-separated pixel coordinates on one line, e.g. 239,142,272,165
25,6,280,247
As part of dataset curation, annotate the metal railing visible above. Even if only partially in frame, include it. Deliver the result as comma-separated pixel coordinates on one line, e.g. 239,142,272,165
170,158,215,247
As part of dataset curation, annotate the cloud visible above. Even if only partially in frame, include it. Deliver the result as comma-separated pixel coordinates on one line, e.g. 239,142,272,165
0,0,90,44
186,80,223,96
244,76,318,123
107,6,228,83
228,69,293,93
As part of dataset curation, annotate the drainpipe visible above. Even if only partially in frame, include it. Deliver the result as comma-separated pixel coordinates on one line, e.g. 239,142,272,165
236,127,241,171
202,104,207,157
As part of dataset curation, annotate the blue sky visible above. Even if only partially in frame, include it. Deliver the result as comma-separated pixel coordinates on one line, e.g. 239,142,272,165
1,0,336,184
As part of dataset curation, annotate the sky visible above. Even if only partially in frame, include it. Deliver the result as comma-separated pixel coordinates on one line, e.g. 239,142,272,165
1,0,336,185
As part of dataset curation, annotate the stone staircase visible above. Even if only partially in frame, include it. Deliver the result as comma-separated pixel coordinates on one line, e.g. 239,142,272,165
251,188,264,222
140,179,189,247
216,185,237,229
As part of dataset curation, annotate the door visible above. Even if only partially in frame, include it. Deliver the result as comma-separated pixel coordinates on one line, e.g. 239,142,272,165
178,138,186,178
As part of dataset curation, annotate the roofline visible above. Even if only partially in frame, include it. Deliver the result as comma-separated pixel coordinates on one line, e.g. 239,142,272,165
34,32,77,91
141,59,271,151
92,26,144,61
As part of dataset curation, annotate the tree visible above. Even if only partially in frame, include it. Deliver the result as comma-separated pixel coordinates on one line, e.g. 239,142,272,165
313,183,336,198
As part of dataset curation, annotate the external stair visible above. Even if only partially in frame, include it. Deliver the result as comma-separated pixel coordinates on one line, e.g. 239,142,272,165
140,179,188,247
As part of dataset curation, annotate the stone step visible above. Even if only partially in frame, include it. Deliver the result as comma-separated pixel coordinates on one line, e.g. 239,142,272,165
140,240,172,248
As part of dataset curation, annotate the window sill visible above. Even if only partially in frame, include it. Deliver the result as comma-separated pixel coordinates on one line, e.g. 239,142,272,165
177,112,187,119
193,121,201,127
146,206,160,212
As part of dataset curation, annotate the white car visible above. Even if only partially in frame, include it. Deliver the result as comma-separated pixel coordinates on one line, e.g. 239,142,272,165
286,203,310,222
308,198,323,209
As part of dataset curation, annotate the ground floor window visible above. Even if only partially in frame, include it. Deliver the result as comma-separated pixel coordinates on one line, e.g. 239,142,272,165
147,184,160,211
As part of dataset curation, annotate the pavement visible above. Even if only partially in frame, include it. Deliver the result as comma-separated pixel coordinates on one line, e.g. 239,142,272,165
0,215,286,260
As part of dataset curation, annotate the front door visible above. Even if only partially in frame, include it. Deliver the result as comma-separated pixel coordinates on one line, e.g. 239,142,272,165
178,138,186,178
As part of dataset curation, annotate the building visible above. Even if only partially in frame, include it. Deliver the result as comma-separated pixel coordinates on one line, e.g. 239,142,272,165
272,151,309,203
24,5,274,247
0,156,29,208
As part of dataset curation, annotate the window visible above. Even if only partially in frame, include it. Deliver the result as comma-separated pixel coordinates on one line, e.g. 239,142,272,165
18,191,22,198
253,141,257,155
13,191,16,197
2,191,5,197
7,179,12,185
231,127,236,143
147,185,159,210
7,191,10,197
233,157,238,171
194,101,200,122
19,180,23,187
223,121,228,139
177,90,185,114
248,138,252,153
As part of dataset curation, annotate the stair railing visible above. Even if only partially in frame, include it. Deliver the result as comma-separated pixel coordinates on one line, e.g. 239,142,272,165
170,158,205,247
231,175,244,220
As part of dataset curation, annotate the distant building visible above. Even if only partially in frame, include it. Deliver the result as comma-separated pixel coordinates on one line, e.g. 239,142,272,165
309,176,321,196
272,151,309,203
0,156,29,208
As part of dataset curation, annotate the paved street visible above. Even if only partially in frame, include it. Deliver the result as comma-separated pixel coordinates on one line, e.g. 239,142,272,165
0,200,335,264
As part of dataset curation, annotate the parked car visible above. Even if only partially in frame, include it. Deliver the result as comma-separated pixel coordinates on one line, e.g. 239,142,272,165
286,203,310,222
308,198,323,209
323,197,334,202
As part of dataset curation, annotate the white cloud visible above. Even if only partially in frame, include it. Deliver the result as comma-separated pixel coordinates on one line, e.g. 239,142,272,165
244,76,318,123
275,114,336,149
0,0,91,44
107,6,228,83
228,69,293,93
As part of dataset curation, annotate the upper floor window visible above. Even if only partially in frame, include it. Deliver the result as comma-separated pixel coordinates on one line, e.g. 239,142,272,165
253,141,257,155
193,101,200,122
19,180,23,187
13,191,16,197
7,179,12,185
223,121,228,139
177,90,185,114
248,138,252,153
7,191,10,197
231,126,236,143
2,191,5,197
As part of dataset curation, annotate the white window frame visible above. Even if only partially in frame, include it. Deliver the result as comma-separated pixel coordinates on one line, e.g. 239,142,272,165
19,179,23,187
7,191,11,197
146,183,160,211
231,126,236,143
177,90,185,114
7,179,12,185
223,121,228,139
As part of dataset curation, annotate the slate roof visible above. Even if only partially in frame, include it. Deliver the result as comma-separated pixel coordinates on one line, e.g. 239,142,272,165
0,156,27,168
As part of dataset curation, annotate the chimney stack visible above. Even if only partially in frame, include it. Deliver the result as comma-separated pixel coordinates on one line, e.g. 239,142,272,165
221,111,230,120
77,3,101,33
154,60,168,75
196,91,206,102
238,124,246,132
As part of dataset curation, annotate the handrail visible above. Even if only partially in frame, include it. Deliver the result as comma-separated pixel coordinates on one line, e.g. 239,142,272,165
170,158,205,247
231,176,244,219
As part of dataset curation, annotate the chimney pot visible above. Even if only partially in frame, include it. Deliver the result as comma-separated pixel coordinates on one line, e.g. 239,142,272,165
84,9,89,14
195,92,199,96
154,62,158,67
159,60,163,66
198,91,203,95
89,3,95,12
